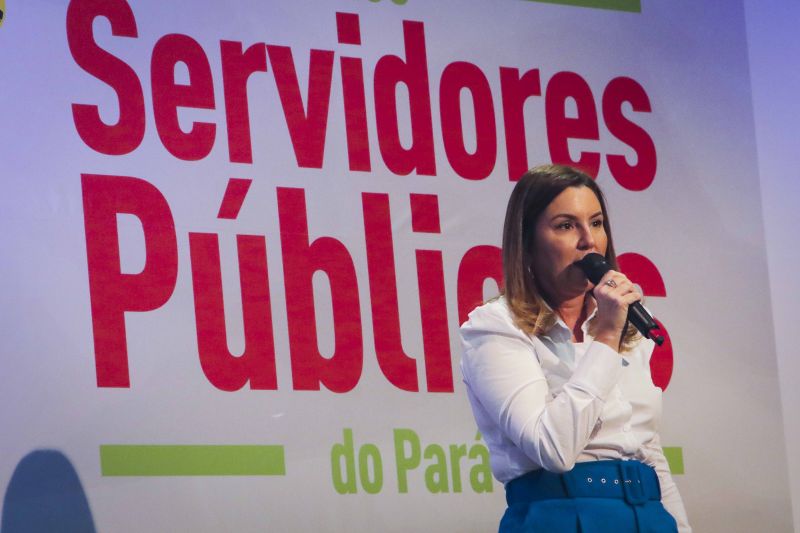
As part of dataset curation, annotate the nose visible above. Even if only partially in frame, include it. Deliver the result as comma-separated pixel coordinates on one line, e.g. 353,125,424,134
577,224,596,251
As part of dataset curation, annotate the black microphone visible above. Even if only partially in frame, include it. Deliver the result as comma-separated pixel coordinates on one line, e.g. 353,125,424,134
575,253,664,346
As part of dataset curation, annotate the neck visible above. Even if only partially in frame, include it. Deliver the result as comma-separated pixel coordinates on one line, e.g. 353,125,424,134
555,293,593,342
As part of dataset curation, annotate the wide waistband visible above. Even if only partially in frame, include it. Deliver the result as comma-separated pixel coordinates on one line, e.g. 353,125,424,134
505,460,661,507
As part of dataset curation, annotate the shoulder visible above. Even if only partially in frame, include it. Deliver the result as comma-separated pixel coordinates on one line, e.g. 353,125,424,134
624,335,656,365
460,297,514,332
627,304,658,362
459,297,533,347
459,297,543,384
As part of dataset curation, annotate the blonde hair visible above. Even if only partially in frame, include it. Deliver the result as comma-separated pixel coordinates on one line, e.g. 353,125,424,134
501,164,641,352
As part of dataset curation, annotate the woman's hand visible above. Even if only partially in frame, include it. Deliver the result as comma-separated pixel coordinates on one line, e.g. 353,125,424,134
591,270,642,351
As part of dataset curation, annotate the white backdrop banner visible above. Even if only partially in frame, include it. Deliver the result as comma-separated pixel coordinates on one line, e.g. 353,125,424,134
0,0,792,531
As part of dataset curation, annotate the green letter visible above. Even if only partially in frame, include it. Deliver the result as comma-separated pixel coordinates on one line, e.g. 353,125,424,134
424,444,449,493
469,442,493,493
449,444,467,493
358,444,384,494
394,428,420,493
331,428,357,494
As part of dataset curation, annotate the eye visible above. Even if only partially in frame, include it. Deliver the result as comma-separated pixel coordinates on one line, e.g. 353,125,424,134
556,221,573,230
591,219,604,228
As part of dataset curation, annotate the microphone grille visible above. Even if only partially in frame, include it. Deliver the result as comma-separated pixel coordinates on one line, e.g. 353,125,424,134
576,253,610,284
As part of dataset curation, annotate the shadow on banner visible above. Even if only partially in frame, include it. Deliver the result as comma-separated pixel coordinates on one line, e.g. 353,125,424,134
2,450,96,533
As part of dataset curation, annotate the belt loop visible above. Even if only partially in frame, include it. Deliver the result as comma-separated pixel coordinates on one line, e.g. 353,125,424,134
619,461,648,506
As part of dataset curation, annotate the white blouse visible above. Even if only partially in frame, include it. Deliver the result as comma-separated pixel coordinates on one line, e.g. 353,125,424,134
460,297,691,532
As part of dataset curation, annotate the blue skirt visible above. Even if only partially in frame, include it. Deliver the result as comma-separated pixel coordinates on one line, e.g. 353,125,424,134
500,460,678,533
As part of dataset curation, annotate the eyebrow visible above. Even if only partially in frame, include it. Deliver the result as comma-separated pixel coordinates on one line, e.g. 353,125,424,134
550,210,603,221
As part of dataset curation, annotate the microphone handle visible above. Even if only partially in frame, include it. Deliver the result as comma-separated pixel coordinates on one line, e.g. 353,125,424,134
627,302,664,346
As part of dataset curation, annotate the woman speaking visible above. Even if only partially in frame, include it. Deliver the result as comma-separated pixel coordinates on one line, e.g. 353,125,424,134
460,165,691,532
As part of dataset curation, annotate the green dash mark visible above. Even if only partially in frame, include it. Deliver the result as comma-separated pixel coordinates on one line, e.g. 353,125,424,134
522,0,640,13
100,445,286,476
663,447,684,475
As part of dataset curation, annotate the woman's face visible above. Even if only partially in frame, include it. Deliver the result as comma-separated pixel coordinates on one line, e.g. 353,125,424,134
530,186,608,305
